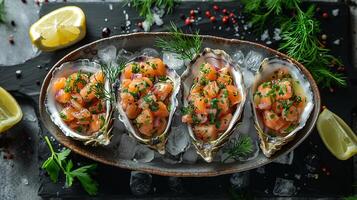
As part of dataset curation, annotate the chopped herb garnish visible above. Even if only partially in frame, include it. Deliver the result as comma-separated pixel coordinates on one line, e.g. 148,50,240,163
131,63,140,73
59,112,67,120
200,77,208,86
209,113,216,124
211,98,219,109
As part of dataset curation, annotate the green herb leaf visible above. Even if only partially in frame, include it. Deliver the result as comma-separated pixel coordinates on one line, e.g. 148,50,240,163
42,136,98,196
42,156,60,183
223,135,254,162
70,164,98,195
155,22,202,61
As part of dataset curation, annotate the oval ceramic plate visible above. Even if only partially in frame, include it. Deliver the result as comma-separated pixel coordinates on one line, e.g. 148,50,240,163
39,33,320,177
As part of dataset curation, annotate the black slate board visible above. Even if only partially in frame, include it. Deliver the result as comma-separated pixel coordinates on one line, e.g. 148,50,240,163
0,1,355,199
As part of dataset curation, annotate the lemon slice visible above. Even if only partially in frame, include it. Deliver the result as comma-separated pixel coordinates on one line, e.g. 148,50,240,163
29,6,86,52
0,87,23,133
317,108,357,160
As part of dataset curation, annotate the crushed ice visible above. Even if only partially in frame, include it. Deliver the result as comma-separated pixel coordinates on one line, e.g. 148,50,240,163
166,126,190,156
272,178,296,196
245,51,263,72
163,51,185,70
130,171,152,196
134,144,155,163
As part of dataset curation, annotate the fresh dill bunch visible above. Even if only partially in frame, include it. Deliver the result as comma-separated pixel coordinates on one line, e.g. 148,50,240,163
279,6,346,88
241,0,301,31
155,22,202,61
127,0,177,23
0,0,5,24
223,135,254,162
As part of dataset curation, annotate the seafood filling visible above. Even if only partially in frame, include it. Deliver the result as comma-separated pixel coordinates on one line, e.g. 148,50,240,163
253,68,307,136
52,70,107,135
182,63,241,142
119,58,173,138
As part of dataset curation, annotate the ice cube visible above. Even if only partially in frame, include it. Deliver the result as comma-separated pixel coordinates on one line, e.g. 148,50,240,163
118,134,137,160
140,48,160,58
236,102,254,134
332,9,339,16
163,51,184,70
232,50,245,66
117,48,134,62
230,172,250,189
273,151,294,165
134,144,155,163
21,177,29,185
166,126,190,156
168,177,184,193
272,178,296,196
98,45,117,65
260,29,269,41
245,51,263,72
142,19,153,32
130,171,152,196
153,13,163,26
241,68,255,88
182,146,198,164
333,39,341,45
273,28,282,41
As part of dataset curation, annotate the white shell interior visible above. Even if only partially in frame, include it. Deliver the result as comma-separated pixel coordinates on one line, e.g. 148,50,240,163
116,56,181,147
251,58,314,156
181,48,246,161
45,59,112,145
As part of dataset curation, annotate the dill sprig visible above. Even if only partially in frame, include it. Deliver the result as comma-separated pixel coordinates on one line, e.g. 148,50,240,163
127,0,177,23
155,22,202,61
0,0,5,23
92,82,114,102
242,0,347,88
278,5,346,88
223,135,254,162
100,61,125,84
93,62,125,103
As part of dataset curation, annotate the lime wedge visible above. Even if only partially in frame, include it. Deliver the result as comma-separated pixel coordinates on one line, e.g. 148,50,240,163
317,108,357,160
0,87,23,133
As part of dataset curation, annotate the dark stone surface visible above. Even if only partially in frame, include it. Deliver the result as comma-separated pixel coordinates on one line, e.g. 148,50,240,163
0,1,356,199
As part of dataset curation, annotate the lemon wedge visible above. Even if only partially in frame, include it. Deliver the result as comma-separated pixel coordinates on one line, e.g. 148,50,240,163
0,87,23,133
317,108,357,160
29,6,86,52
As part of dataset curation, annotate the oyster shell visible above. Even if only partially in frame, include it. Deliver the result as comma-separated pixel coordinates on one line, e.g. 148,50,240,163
117,55,181,154
45,59,114,146
181,48,246,162
251,57,314,157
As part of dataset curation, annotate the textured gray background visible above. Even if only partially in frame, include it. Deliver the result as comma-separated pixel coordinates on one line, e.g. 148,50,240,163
0,0,356,200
